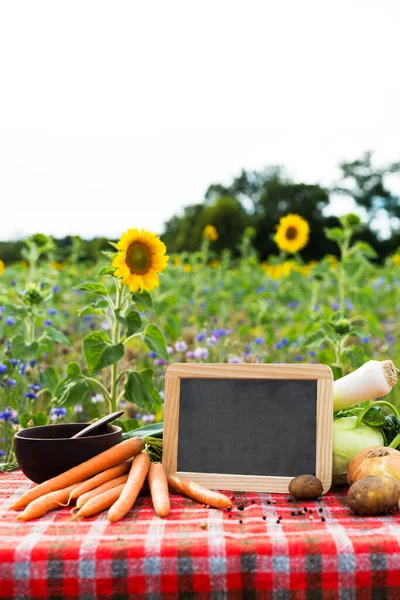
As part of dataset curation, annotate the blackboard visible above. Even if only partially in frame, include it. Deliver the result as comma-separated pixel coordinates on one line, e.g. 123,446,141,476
163,363,333,493
177,379,317,477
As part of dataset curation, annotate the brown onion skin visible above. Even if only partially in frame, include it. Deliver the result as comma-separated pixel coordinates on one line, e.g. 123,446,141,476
347,446,400,486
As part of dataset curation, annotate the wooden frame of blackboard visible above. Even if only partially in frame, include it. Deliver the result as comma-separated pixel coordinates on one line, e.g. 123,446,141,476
162,363,333,493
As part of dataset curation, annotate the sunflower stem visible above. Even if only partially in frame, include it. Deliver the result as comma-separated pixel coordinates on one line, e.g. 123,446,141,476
110,282,124,413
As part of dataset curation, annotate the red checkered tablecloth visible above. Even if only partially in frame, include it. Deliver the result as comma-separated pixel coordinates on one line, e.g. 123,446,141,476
1,472,400,599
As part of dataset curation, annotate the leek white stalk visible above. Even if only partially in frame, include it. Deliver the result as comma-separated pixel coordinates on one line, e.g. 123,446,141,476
333,360,398,411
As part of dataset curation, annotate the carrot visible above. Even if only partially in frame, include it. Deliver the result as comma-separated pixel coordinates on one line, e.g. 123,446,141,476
76,474,129,509
69,461,131,503
148,462,170,517
10,437,145,510
108,452,150,523
167,474,232,509
72,483,126,518
17,483,80,521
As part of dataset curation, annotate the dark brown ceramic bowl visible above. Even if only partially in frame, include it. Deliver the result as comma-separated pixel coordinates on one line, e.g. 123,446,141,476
14,423,122,483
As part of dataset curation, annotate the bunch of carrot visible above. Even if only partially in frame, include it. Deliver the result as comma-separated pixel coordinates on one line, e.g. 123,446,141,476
10,438,232,522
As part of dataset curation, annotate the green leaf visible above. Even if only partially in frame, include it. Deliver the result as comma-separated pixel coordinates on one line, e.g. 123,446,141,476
53,377,91,408
53,364,91,407
343,261,361,278
113,418,141,432
75,282,109,295
299,330,326,349
96,266,116,277
19,412,49,428
44,326,72,347
39,367,59,394
324,227,344,243
122,422,163,440
3,304,27,317
83,331,124,374
343,345,365,370
11,335,39,360
66,362,82,377
78,304,105,317
131,290,154,311
115,309,143,337
123,371,157,411
143,324,169,361
351,241,378,259
140,367,163,406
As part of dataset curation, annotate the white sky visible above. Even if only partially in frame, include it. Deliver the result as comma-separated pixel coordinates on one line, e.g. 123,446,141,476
1,0,400,240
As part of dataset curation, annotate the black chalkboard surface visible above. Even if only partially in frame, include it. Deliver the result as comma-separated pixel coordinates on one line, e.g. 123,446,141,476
163,363,333,493
177,378,317,477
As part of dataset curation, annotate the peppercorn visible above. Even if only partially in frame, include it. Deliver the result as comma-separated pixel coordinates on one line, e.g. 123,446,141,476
291,511,296,516
237,505,244,511
267,500,271,505
321,516,325,522
318,508,323,513
303,507,308,513
251,500,255,504
262,516,266,520
227,507,231,512
231,496,235,501
309,509,313,514
239,520,243,524
287,498,292,503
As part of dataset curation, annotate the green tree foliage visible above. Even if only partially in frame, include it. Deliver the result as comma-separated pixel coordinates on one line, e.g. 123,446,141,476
335,151,400,231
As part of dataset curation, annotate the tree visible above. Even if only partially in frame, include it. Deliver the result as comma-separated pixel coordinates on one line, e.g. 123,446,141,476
335,151,400,234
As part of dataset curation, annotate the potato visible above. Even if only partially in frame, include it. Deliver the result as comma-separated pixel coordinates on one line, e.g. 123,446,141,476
347,475,399,515
288,474,323,500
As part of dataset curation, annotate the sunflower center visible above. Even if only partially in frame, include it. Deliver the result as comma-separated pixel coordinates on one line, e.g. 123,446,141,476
126,242,152,275
285,226,298,240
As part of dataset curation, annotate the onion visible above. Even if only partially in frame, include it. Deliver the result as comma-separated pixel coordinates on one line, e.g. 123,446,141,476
347,446,400,486
333,360,398,411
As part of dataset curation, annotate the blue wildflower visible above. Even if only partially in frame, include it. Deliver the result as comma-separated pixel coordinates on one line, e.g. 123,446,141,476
295,356,303,362
44,320,53,326
196,333,206,342
19,364,25,375
361,336,370,343
214,328,228,337
6,379,17,387
0,306,4,312
345,299,354,311
288,301,299,309
309,350,317,357
275,342,284,350
48,308,57,315
5,317,15,326
331,302,340,311
29,360,37,367
148,351,157,358
281,338,289,346
10,359,20,367
0,364,7,374
254,337,264,345
10,280,17,286
50,407,67,421
52,285,60,293
0,408,14,421
313,305,320,312
386,335,395,343
30,383,41,392
24,392,38,400
0,450,5,456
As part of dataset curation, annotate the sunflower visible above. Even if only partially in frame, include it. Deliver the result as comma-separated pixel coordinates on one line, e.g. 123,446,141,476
274,214,310,254
203,225,218,242
112,229,169,292
0,259,4,276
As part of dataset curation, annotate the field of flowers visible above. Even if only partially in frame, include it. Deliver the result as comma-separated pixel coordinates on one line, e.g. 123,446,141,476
1,214,400,464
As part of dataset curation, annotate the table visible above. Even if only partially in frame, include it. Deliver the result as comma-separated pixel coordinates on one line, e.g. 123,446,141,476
1,472,400,599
